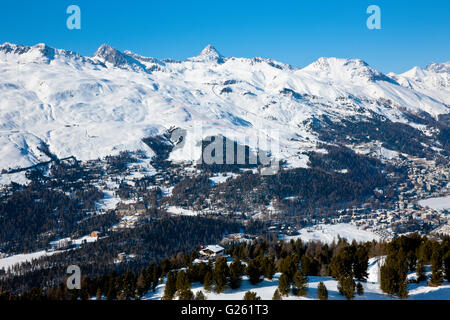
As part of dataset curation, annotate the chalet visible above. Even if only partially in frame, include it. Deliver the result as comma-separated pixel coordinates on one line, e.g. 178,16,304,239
199,245,224,258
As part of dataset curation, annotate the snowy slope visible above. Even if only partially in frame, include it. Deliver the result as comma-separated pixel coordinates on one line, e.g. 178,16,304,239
0,250,56,272
0,42,449,177
389,62,450,106
142,257,450,300
284,223,381,244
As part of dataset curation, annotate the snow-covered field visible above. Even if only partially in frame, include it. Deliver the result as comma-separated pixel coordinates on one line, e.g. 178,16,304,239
0,171,30,186
142,257,450,300
418,195,450,211
0,250,56,272
285,223,381,244
166,206,200,216
49,234,98,249
209,172,238,185
0,233,100,272
95,189,121,211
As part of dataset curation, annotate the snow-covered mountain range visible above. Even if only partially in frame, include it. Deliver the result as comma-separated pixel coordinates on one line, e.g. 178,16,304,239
0,42,448,176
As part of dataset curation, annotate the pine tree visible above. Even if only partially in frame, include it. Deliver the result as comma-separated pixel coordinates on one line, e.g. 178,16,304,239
292,270,308,296
179,289,194,300
354,246,369,281
243,291,261,300
380,251,409,297
194,290,207,300
143,266,153,291
301,255,320,276
337,275,355,300
430,244,443,286
317,281,328,300
176,270,191,292
443,252,450,282
106,272,118,300
356,282,364,296
262,256,275,280
79,287,89,301
247,258,262,285
330,247,353,279
278,255,299,281
272,289,282,300
162,271,177,300
96,288,102,301
398,278,408,299
117,291,127,300
79,277,90,300
122,271,136,299
416,259,426,282
136,272,147,297
229,259,244,289
203,271,213,292
278,273,290,296
213,257,229,293
152,267,160,291
106,286,117,300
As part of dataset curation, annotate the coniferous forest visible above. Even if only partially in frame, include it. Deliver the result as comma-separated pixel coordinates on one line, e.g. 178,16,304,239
1,234,448,300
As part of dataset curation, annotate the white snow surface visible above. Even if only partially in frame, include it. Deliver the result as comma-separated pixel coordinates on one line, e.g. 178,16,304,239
285,223,381,244
0,42,449,179
209,172,238,185
418,195,450,211
142,257,450,300
166,206,200,216
389,62,450,106
0,250,56,271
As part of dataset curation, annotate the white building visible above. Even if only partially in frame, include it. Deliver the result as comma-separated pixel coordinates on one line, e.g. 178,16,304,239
199,245,225,258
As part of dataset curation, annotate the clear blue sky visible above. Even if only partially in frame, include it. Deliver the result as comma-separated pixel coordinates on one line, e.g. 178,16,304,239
0,0,449,73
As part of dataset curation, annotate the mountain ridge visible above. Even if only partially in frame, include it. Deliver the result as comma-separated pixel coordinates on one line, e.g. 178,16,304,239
0,42,448,181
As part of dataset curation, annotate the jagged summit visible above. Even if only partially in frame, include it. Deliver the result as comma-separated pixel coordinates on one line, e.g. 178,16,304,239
426,61,450,74
93,44,124,65
189,44,224,63
303,57,397,84
0,42,31,55
0,42,84,64
0,42,56,57
199,44,222,58
93,44,148,72
30,43,56,60
389,61,450,104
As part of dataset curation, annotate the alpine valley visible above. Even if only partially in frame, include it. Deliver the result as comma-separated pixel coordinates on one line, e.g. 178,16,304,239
0,42,449,298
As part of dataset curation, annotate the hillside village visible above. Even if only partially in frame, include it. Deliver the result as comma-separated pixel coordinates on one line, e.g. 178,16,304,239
1,137,449,250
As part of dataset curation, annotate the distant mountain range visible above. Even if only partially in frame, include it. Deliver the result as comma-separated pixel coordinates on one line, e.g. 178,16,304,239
0,42,448,176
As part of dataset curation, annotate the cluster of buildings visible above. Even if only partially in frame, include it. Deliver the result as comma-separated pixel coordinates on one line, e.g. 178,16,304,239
328,155,450,240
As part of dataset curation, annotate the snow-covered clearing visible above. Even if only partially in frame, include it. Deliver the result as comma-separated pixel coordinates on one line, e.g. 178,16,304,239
166,206,200,216
142,257,449,300
209,172,238,185
418,195,450,211
0,250,57,271
285,223,381,244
